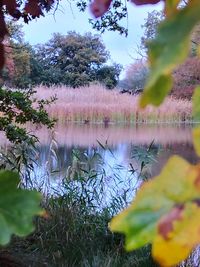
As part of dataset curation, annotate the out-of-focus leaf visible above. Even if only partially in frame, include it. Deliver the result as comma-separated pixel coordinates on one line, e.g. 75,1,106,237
110,155,200,266
192,86,200,156
153,202,200,266
0,170,44,245
25,0,43,17
140,0,200,107
193,128,200,156
90,0,112,18
164,0,181,17
192,86,200,121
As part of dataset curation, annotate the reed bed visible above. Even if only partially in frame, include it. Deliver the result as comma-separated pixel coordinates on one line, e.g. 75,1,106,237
34,84,192,123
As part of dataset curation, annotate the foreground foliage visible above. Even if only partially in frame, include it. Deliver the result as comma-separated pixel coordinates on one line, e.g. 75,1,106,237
104,1,200,266
111,155,200,266
0,170,43,245
5,198,157,267
0,87,55,144
1,0,200,266
4,144,159,266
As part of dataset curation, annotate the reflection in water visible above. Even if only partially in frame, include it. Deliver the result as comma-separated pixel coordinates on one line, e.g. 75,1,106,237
33,144,140,208
31,123,193,147
0,124,197,203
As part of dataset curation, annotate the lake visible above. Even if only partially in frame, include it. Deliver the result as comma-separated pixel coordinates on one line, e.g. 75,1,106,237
7,123,192,207
0,123,197,209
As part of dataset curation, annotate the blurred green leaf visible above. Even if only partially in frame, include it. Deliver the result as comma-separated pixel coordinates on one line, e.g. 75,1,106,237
0,170,44,245
140,0,200,107
192,86,200,156
192,86,200,121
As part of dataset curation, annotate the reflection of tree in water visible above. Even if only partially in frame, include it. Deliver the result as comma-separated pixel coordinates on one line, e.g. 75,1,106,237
150,143,198,177
31,137,198,202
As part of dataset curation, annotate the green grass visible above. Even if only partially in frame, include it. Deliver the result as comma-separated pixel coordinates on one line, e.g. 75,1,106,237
1,146,160,267
6,197,158,267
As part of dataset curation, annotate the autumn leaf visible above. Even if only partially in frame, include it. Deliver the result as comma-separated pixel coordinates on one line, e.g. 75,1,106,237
153,202,200,266
110,155,200,266
0,170,44,245
193,128,200,157
2,0,18,15
192,86,200,121
25,0,43,17
131,0,162,5
90,0,112,18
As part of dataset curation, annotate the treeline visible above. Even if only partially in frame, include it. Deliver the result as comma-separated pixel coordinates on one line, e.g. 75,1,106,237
2,22,122,89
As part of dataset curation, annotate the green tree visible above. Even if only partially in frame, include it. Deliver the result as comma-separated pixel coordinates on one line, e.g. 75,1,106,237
96,63,122,89
34,32,109,87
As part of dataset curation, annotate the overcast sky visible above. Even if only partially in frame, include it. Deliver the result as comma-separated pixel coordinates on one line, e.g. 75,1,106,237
23,1,163,76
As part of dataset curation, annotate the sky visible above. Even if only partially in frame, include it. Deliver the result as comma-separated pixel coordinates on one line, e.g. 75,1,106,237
22,0,163,77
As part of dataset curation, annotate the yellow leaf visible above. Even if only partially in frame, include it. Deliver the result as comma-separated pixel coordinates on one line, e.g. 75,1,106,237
153,203,200,266
110,155,200,265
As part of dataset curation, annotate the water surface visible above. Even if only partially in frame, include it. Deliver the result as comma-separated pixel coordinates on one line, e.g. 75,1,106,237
1,123,197,207
28,124,197,202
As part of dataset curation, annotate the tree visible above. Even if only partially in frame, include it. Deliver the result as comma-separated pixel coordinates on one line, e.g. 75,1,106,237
120,60,148,92
96,63,122,89
172,56,200,99
139,10,164,56
33,31,109,87
2,22,32,88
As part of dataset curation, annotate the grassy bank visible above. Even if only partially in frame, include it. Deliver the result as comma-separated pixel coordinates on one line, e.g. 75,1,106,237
5,198,158,267
0,146,159,267
35,85,192,124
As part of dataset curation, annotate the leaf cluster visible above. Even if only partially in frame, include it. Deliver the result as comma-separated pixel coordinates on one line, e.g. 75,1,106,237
0,170,44,245
0,87,55,144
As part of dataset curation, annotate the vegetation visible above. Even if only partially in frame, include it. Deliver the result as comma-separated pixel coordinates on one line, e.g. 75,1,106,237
1,22,122,89
104,1,200,266
5,198,158,267
35,85,192,124
2,144,159,267
33,31,121,88
136,8,200,100
0,1,200,267
139,10,165,57
119,60,148,93
0,87,55,144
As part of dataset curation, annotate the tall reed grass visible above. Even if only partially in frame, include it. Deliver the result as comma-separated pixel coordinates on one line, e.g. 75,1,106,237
34,84,192,124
